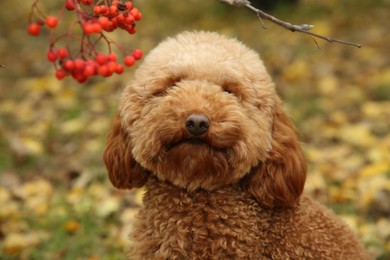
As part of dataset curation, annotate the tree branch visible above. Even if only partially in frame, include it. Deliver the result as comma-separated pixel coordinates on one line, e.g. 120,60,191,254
219,0,362,48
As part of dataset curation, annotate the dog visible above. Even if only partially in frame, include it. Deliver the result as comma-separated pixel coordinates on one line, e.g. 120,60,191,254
104,31,369,259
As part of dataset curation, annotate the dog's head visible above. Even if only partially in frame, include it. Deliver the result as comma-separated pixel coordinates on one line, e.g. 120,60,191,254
104,31,306,208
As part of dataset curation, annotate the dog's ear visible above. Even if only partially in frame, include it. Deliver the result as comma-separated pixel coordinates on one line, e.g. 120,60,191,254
103,114,149,189
242,98,306,208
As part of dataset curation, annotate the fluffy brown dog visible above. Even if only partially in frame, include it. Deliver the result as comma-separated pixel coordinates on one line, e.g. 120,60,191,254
104,31,369,259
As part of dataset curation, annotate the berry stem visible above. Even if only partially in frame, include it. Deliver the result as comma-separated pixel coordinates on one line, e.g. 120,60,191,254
29,0,47,22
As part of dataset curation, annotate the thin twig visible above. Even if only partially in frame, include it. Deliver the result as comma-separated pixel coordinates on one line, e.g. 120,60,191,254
219,0,362,48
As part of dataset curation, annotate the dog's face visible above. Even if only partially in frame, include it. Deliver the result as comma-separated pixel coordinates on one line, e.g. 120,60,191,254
104,32,306,208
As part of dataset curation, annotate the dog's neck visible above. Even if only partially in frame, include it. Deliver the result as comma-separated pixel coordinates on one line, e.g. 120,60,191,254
142,175,254,206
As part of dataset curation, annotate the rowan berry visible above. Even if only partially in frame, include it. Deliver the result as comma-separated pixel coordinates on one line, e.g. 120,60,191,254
111,17,118,27
93,6,101,15
97,65,109,76
81,0,93,6
55,69,67,80
117,14,125,23
83,21,101,35
83,65,96,77
124,55,135,66
125,15,135,25
110,6,118,16
126,2,133,10
93,23,102,33
100,5,108,14
115,64,124,74
45,16,58,28
104,21,116,32
107,53,117,62
130,8,142,21
72,71,87,83
57,48,69,59
127,26,136,34
82,22,95,35
107,61,117,74
74,59,85,70
77,76,88,83
98,17,110,28
65,0,76,10
95,53,107,65
28,23,41,36
63,59,75,71
47,50,58,61
132,49,143,60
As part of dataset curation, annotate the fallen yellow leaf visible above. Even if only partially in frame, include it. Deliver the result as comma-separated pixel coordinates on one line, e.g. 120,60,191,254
282,60,308,83
339,124,377,148
360,162,390,178
63,220,81,234
4,231,49,255
96,197,121,218
318,75,338,96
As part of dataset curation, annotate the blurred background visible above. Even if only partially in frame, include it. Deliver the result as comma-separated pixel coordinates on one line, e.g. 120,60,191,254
0,0,389,259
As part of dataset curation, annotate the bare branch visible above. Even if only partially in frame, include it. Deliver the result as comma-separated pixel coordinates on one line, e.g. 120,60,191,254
219,0,362,48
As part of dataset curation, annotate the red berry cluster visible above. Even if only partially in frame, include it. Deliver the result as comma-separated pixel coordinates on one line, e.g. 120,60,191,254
50,49,142,82
28,0,143,83
83,1,142,35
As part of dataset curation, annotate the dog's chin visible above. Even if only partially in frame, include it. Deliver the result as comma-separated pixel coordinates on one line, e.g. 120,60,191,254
168,137,209,149
154,140,239,191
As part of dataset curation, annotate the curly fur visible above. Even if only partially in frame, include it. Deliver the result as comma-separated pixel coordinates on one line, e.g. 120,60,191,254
104,31,369,259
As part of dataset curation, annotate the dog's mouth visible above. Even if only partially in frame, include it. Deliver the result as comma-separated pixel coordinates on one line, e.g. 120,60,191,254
181,138,208,145
168,137,209,150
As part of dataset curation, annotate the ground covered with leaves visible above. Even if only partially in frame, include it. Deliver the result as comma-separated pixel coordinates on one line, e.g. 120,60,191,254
0,0,389,259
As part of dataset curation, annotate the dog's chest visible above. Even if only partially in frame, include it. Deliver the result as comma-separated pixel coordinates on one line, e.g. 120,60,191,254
131,179,268,259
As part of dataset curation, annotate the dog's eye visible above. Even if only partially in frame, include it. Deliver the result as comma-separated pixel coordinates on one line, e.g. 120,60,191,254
222,87,233,94
151,76,185,97
221,83,239,97
152,89,168,97
166,75,184,87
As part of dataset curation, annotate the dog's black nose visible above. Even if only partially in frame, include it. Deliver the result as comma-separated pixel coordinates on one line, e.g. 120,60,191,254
185,114,210,136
